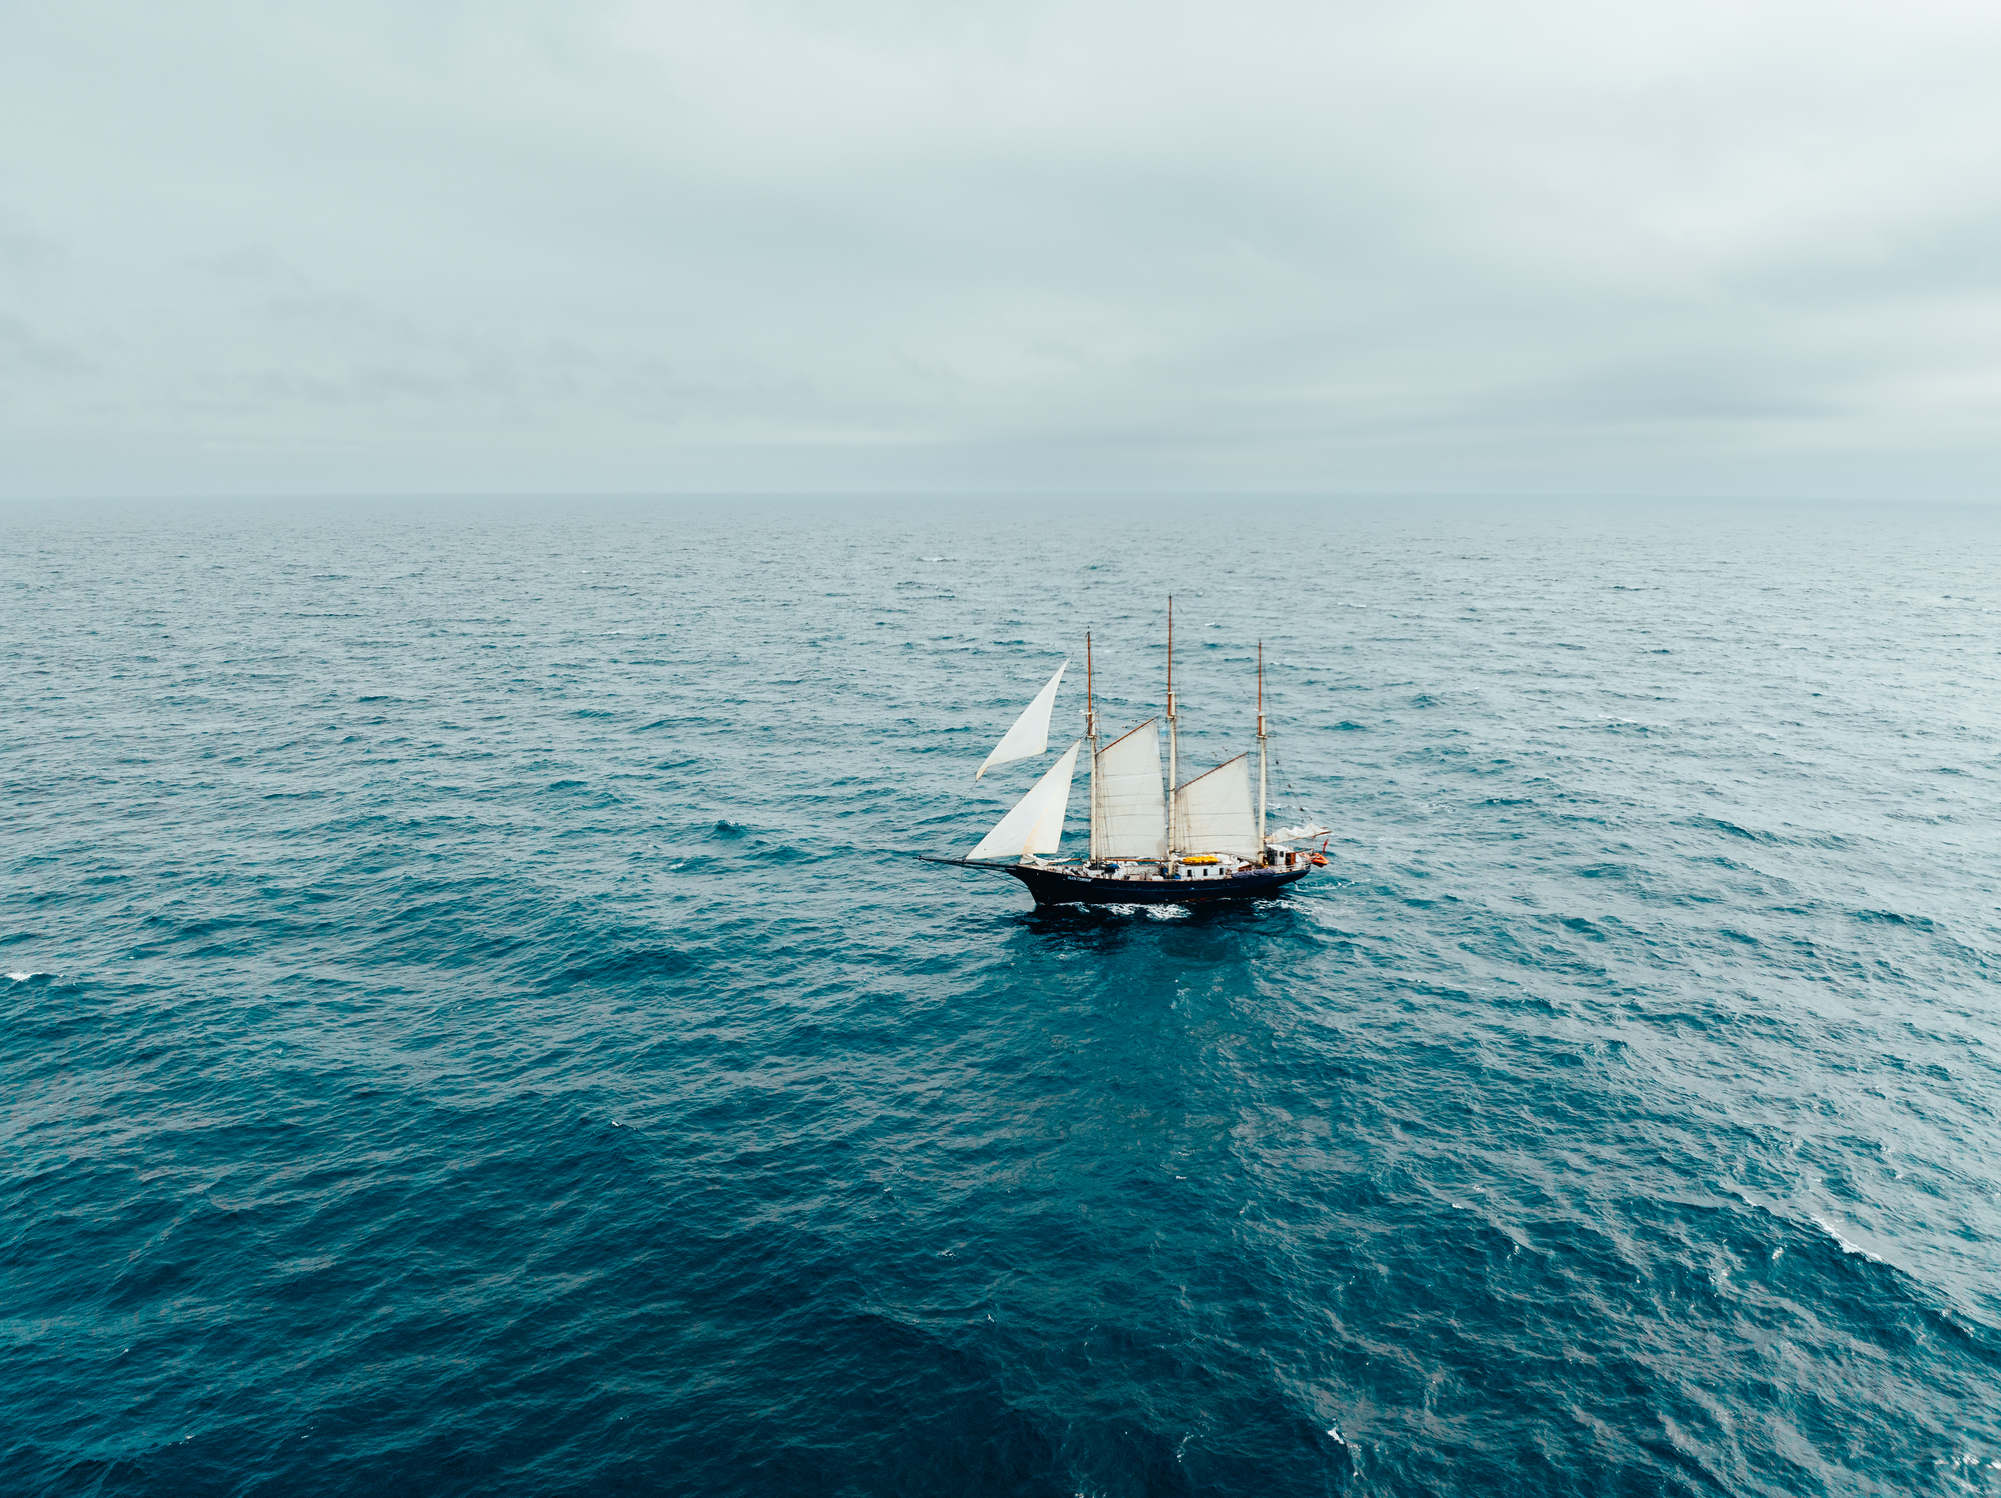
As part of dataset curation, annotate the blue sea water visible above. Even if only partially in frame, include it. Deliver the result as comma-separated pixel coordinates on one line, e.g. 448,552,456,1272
4,496,2000,1497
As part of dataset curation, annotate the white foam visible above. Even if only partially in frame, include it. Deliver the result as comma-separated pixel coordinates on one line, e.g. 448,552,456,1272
1812,1215,1888,1264
6,971,40,982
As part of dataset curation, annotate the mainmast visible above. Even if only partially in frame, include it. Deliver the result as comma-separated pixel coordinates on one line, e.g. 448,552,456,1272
1086,629,1100,863
1256,640,1268,859
1165,596,1178,856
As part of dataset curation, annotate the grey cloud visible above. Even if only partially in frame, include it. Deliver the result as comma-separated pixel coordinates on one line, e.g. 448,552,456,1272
3,0,2000,498
0,214,67,276
0,315,93,377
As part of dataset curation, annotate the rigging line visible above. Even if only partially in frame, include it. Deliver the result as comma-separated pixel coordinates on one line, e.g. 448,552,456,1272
1266,741,1313,823
1268,738,1303,805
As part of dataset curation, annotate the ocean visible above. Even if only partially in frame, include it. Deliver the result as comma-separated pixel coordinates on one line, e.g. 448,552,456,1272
4,496,1998,1496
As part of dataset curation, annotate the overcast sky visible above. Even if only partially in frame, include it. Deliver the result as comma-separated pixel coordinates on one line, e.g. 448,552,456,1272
5,1,2000,499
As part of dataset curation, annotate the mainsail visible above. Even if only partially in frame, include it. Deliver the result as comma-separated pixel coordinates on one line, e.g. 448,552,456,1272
1093,719,1167,860
1173,754,1260,857
977,660,1068,779
969,741,1081,860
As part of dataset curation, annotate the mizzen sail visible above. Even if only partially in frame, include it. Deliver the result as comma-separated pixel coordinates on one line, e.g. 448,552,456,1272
976,660,1069,779
1173,753,1260,857
969,741,1081,860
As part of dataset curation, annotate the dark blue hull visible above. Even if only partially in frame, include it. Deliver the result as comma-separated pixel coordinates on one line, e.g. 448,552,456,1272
1001,863,1313,906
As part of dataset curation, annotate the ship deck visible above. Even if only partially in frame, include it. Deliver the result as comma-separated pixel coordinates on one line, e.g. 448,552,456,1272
973,859,1314,906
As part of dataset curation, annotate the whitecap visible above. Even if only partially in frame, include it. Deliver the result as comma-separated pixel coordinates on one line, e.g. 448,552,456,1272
1811,1215,1887,1264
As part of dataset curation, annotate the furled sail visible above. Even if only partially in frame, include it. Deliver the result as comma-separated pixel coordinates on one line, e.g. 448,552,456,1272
1093,719,1167,860
976,660,1068,779
1269,823,1332,845
1174,754,1260,857
969,741,1081,860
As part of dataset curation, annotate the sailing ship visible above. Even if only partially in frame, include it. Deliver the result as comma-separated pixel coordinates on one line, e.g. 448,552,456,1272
942,600,1329,906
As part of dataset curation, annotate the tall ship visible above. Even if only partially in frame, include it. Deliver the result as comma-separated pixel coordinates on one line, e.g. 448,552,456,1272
942,601,1328,906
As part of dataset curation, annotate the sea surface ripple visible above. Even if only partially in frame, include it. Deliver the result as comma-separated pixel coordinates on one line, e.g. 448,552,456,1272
4,497,2000,1497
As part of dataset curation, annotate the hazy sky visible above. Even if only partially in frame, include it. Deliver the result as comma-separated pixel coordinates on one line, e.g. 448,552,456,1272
5,2,2000,499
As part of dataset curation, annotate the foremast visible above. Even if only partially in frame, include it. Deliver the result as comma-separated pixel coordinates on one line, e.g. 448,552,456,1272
1085,629,1099,863
1166,596,1179,858
1257,640,1268,856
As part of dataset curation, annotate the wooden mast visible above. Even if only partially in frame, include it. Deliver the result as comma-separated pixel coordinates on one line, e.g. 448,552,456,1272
1256,640,1268,860
1086,630,1099,863
1165,596,1178,858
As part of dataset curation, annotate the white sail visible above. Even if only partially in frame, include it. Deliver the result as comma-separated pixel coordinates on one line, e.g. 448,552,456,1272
1174,754,1260,857
1269,823,1332,844
1093,719,1167,860
969,741,1080,860
976,660,1068,779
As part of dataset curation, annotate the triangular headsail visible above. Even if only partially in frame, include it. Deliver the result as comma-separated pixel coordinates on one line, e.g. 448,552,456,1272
977,660,1068,779
969,741,1081,861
